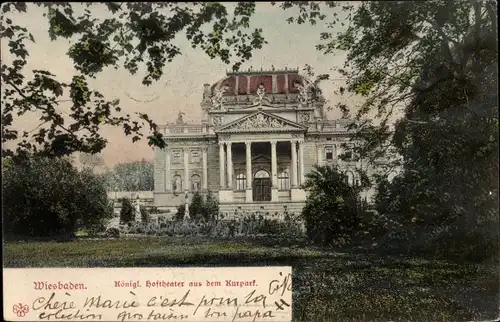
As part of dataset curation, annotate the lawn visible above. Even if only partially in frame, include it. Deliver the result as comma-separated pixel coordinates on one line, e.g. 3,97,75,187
4,236,499,322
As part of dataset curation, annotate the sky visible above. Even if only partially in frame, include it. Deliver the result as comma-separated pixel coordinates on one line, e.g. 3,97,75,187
2,2,364,168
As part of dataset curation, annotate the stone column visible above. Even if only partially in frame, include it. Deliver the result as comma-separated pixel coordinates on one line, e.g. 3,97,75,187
271,140,279,201
226,142,233,190
245,141,253,202
298,140,305,185
271,141,278,187
202,147,208,191
165,148,171,192
183,148,189,192
291,141,298,187
219,142,225,189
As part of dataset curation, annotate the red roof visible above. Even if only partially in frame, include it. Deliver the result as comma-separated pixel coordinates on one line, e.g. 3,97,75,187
211,69,311,96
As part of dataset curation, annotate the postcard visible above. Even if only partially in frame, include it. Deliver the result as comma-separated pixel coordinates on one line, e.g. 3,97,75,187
4,267,292,321
2,2,498,322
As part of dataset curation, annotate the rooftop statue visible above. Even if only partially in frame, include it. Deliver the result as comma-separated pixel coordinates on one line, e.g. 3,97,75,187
176,111,185,124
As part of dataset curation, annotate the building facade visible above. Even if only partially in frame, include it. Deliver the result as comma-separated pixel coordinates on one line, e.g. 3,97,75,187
154,68,370,213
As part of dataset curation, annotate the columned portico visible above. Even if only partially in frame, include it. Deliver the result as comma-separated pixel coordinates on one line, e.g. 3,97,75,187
217,136,306,203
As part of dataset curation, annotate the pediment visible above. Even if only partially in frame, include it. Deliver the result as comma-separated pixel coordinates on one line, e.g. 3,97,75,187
217,111,306,133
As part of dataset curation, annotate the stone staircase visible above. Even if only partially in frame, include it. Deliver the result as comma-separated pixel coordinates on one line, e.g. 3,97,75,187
219,201,305,215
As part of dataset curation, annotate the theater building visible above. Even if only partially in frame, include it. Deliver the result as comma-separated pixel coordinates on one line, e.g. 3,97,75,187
153,67,370,214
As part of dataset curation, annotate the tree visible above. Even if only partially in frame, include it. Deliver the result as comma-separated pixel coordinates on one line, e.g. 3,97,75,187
278,0,497,167
280,1,498,258
140,206,149,223
2,156,113,240
119,197,134,224
1,2,266,159
301,165,364,246
79,152,105,169
103,159,154,191
189,191,204,221
203,190,219,221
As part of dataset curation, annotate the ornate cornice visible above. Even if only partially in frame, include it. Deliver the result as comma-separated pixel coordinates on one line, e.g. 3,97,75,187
163,135,217,144
307,131,354,136
207,105,315,115
217,128,306,134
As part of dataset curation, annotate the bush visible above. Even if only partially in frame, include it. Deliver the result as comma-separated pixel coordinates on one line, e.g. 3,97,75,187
189,191,204,220
177,190,220,223
120,197,134,224
115,213,306,238
175,204,185,221
2,156,113,240
302,166,363,246
202,190,219,221
140,206,149,223
373,170,499,261
105,227,120,238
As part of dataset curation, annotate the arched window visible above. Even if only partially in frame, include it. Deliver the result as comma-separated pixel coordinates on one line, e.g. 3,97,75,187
236,173,246,191
172,175,182,193
254,169,270,178
191,174,201,191
278,171,290,190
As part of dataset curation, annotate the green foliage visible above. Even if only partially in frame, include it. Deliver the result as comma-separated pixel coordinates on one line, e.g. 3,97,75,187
119,197,134,224
179,190,220,222
105,227,120,238
117,215,305,238
280,0,498,259
1,2,267,159
78,153,104,169
2,156,112,240
301,165,363,245
279,0,497,167
202,190,219,221
103,159,154,191
188,191,204,220
175,204,185,221
140,206,149,223
363,1,498,260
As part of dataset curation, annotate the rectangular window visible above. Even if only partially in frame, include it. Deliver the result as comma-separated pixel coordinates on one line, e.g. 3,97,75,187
325,146,334,161
236,173,247,191
190,150,201,163
172,149,182,163
278,171,290,190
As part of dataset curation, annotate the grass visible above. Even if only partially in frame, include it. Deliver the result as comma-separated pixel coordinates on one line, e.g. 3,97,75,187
4,235,499,322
